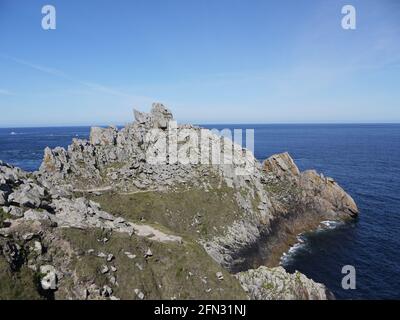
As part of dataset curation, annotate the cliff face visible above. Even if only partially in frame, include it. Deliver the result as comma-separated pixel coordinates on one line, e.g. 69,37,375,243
236,266,332,300
263,152,357,220
0,103,358,300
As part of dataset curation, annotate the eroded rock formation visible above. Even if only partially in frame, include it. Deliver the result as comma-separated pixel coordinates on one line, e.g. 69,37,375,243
0,103,358,300
236,266,332,300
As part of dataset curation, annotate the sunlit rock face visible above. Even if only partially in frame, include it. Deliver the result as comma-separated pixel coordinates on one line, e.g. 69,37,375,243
0,103,358,300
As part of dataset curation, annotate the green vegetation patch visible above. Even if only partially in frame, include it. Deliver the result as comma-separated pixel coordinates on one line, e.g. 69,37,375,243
61,228,247,300
0,208,11,228
0,256,42,300
90,183,243,240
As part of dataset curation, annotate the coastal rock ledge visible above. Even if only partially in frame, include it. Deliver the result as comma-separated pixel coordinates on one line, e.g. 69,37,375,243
236,266,333,300
0,103,358,300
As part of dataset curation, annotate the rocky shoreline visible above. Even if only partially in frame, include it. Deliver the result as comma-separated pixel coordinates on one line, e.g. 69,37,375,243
0,103,358,300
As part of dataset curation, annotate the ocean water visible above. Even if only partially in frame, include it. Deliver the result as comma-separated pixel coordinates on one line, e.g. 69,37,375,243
1,124,400,299
0,127,90,171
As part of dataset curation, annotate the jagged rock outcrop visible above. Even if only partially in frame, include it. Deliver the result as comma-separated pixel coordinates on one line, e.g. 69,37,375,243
236,266,332,300
37,103,195,192
90,126,118,146
263,152,300,179
263,152,358,220
37,102,358,269
1,159,182,241
0,103,359,300
135,103,173,129
0,161,51,212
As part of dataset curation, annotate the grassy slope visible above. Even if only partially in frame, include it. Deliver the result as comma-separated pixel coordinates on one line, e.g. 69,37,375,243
89,184,244,240
0,179,252,299
0,257,43,300
61,228,247,300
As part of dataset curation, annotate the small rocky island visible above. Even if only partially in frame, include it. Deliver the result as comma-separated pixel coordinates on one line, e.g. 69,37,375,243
0,104,358,300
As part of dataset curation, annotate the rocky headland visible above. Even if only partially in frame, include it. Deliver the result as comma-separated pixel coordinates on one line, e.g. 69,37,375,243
0,103,358,300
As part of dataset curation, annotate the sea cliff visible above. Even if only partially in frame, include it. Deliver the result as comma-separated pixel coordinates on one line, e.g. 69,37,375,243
0,103,358,300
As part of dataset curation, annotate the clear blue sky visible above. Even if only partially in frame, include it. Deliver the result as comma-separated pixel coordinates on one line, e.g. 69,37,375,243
0,0,399,126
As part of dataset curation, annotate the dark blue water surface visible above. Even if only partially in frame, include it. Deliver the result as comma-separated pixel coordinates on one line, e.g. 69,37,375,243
0,127,90,171
1,124,400,299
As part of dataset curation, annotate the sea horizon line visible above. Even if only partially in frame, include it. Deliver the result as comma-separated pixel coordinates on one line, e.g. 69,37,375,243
1,122,400,129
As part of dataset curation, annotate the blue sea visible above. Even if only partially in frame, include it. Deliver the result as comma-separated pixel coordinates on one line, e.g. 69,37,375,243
1,124,400,299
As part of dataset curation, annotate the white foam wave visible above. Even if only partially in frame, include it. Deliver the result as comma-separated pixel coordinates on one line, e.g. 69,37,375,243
280,221,346,266
319,220,344,230
280,235,308,266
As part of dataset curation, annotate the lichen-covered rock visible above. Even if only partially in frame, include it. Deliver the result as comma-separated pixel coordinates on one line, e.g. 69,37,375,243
263,153,358,220
134,109,151,125
0,160,28,184
23,209,52,222
263,152,300,178
40,146,70,176
90,126,118,146
49,197,134,233
8,206,24,218
1,161,51,217
151,103,173,129
8,183,45,208
134,103,173,129
299,170,358,219
236,266,331,300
